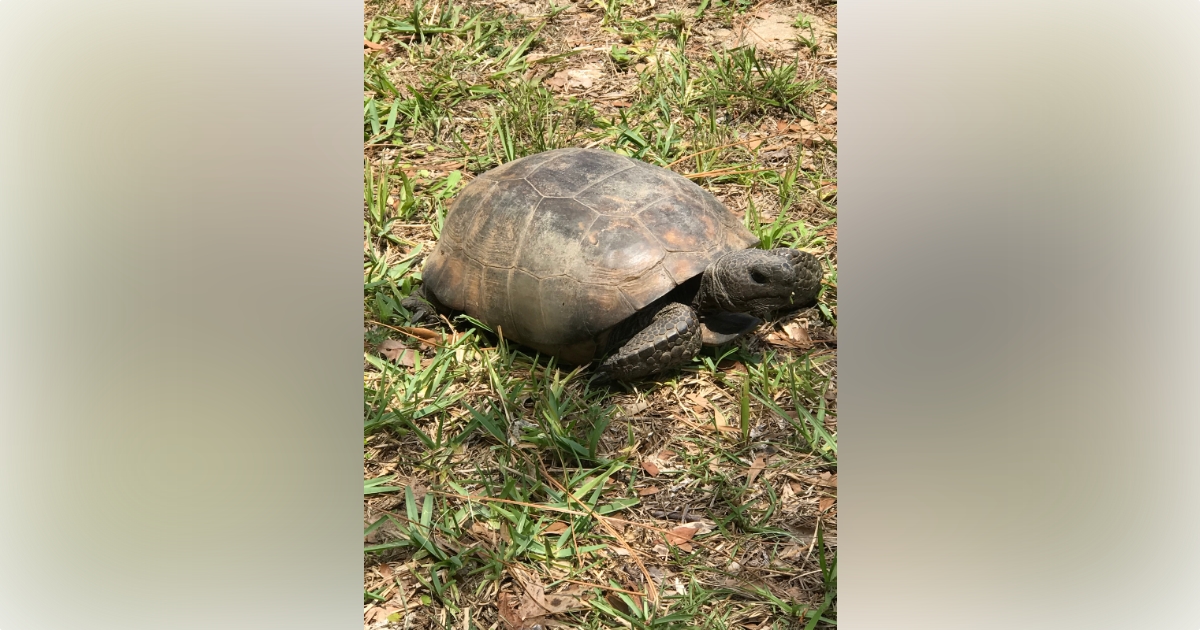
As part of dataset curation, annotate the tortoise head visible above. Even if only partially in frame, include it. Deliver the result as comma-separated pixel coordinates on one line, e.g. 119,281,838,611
698,248,822,317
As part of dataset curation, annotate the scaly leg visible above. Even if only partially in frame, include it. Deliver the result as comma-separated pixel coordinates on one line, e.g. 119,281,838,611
598,302,703,381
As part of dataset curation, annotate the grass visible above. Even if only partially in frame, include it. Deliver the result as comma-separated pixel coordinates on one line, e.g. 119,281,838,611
364,0,837,627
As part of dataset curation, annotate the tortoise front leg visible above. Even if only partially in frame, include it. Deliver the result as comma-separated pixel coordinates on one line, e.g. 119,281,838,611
400,285,449,326
598,302,703,381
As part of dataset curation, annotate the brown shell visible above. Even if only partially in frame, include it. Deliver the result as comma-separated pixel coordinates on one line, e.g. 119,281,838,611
422,148,758,362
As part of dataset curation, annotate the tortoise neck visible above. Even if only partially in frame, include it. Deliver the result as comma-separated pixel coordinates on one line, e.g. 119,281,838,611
696,260,739,313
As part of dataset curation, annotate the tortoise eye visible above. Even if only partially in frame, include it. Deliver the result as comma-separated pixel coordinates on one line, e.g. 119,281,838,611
750,270,768,284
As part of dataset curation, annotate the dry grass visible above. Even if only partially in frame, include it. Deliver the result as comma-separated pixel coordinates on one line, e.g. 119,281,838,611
364,1,837,627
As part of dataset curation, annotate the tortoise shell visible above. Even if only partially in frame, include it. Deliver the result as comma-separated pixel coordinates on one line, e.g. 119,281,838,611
421,148,758,363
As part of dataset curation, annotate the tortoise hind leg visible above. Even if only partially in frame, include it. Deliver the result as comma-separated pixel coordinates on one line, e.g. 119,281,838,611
599,302,703,381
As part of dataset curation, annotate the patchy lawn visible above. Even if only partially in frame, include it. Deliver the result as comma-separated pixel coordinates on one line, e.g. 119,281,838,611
363,1,837,628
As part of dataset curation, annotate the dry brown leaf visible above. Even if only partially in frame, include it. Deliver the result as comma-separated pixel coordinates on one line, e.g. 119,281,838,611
605,591,632,615
819,496,836,513
765,324,813,350
746,455,768,484
712,405,729,428
666,524,700,552
397,326,442,348
542,584,589,613
719,359,748,374
784,322,811,344
364,38,384,51
544,70,569,89
542,521,570,534
623,400,650,415
376,563,393,580
566,67,599,89
686,393,710,409
378,339,405,361
778,544,804,560
641,459,661,477
498,590,521,628
515,576,554,625
638,485,661,496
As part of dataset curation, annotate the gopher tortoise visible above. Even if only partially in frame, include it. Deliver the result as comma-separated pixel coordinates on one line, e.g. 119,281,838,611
403,148,822,381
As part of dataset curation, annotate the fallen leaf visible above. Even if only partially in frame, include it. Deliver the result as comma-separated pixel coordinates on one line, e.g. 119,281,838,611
605,591,631,615
364,38,384,51
778,544,803,560
542,584,589,613
542,521,570,534
819,496,836,513
397,326,442,348
638,486,661,496
498,590,521,628
718,359,747,374
784,322,811,344
610,100,632,107
566,67,600,90
641,460,661,477
544,70,569,89
746,455,768,484
765,325,813,350
623,400,649,415
666,524,699,545
378,340,419,367
686,393,710,409
514,574,555,624
712,405,729,428
780,479,796,504
376,563,393,580
378,339,405,359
